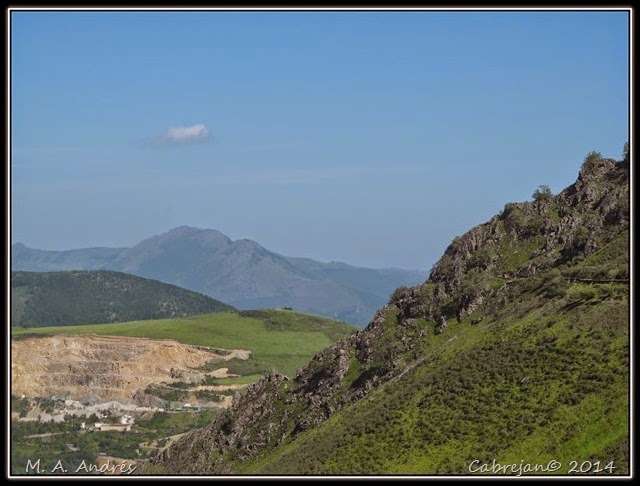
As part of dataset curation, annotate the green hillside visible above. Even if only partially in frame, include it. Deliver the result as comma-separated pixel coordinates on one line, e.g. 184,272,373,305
244,281,628,474
12,309,357,377
152,150,629,476
11,270,235,328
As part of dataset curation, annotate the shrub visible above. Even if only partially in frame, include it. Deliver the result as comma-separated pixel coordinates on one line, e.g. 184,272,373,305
566,286,597,305
542,269,569,298
581,151,604,172
502,203,525,232
390,286,409,304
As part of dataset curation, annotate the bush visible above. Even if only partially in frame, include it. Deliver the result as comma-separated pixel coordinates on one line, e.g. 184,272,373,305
581,151,604,172
566,286,597,305
502,203,525,232
195,391,221,401
390,286,409,304
541,269,568,298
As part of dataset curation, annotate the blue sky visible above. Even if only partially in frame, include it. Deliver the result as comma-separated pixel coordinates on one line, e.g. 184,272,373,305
10,10,629,270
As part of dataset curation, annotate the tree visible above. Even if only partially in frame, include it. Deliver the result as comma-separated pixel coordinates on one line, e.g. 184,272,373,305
532,184,552,203
622,142,629,163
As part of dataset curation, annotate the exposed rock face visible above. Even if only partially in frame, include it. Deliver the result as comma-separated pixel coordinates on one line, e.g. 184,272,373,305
156,301,434,473
428,155,629,318
11,334,249,403
158,372,290,472
155,154,629,474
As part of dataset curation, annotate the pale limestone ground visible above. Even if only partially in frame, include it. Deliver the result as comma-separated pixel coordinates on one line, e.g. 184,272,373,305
11,334,251,403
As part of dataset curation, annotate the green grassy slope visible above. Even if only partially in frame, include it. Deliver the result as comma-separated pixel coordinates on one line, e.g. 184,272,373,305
11,270,235,328
243,280,628,474
12,310,357,377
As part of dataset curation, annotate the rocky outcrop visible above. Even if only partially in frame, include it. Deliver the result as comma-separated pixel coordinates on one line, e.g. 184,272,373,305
428,155,629,319
157,372,290,473
155,298,436,473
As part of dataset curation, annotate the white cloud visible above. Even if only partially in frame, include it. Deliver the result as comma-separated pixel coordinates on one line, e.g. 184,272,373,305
166,124,210,143
151,123,211,146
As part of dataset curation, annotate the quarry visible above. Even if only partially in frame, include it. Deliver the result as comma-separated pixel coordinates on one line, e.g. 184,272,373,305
11,334,253,423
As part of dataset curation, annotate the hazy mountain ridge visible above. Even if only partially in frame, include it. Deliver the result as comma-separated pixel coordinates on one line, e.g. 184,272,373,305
11,243,126,272
12,228,425,326
152,150,629,474
11,270,234,328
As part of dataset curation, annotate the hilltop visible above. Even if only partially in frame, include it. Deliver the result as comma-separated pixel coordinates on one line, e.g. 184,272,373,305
12,229,424,327
152,149,629,475
11,270,234,327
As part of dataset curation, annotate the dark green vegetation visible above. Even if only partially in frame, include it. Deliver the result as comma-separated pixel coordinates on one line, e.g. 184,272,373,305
153,149,629,475
237,309,357,343
11,270,234,328
12,228,425,326
12,310,357,377
10,397,217,475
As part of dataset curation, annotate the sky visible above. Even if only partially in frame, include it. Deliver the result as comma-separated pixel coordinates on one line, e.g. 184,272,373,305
10,9,629,270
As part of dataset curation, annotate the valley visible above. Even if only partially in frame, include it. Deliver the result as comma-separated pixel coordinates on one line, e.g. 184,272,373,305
10,309,356,475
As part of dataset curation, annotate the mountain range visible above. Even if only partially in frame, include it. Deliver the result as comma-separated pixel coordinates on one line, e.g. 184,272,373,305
12,228,425,326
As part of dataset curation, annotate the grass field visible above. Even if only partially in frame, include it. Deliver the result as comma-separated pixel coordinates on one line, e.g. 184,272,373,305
12,309,357,377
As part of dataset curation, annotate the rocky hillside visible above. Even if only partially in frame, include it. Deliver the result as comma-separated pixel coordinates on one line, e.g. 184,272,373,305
11,270,234,327
12,229,425,327
152,150,629,475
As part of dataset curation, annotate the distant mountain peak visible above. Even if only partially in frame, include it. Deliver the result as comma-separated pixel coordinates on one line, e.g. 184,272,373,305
164,225,226,237
11,226,426,326
148,226,233,248
167,225,205,233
